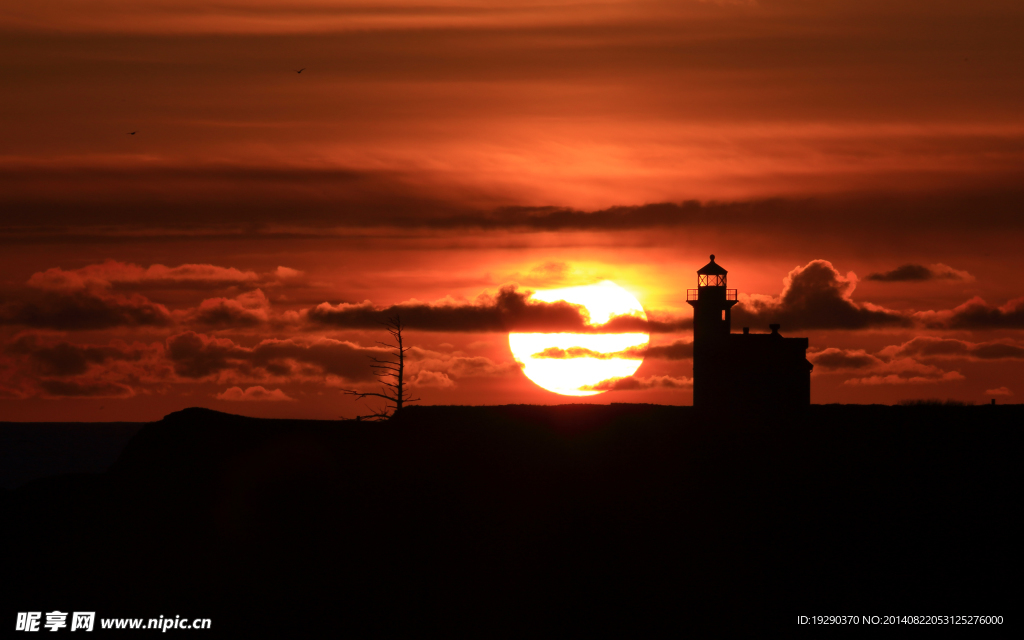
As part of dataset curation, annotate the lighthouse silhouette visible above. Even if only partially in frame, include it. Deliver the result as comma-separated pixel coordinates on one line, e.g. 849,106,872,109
687,255,813,409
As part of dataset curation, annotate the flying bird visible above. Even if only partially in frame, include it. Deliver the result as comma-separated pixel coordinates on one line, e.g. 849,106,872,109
127,131,136,135
295,68,305,74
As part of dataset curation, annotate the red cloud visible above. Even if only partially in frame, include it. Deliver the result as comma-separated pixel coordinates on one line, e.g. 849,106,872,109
27,261,262,291
878,336,1024,360
527,341,691,360
529,346,637,360
407,347,522,380
733,260,908,330
5,334,148,376
865,263,973,282
916,296,1024,329
844,371,965,386
1,334,171,398
36,379,136,398
642,340,693,360
165,331,387,381
808,344,970,385
580,375,692,391
306,284,593,333
188,290,271,327
215,386,294,401
411,371,455,388
0,290,172,330
808,348,885,371
307,285,689,334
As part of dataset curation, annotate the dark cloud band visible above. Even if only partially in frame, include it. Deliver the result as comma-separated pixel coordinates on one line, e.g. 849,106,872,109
866,263,972,282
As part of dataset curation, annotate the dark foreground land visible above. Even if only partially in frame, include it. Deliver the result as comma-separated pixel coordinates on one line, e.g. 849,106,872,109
4,405,1019,634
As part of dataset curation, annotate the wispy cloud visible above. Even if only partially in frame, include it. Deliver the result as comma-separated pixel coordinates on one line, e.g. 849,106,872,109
215,385,294,401
865,263,973,282
733,260,907,330
579,375,692,391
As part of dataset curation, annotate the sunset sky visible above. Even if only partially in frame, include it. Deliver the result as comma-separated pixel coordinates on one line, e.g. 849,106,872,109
2,0,1022,420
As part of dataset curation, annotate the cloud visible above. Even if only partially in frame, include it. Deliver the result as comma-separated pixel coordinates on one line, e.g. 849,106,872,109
460,202,782,232
579,375,692,391
273,266,304,280
808,344,967,385
878,337,1024,360
5,334,147,376
0,290,172,330
307,284,598,333
308,283,690,335
0,383,27,399
519,261,574,287
165,331,383,381
333,347,517,393
165,332,252,379
844,371,965,386
644,340,693,360
407,347,521,380
163,333,523,387
985,387,1012,396
27,261,263,292
1,1,631,35
0,262,311,332
215,386,294,401
838,355,965,385
36,379,136,398
865,263,973,282
808,348,884,371
529,346,639,360
6,168,1024,242
916,296,1024,329
503,261,612,290
0,334,173,398
411,371,455,388
732,260,908,330
811,338,1024,378
188,289,271,327
528,341,691,360
604,313,691,333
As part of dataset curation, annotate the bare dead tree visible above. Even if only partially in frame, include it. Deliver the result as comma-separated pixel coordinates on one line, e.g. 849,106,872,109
342,315,419,420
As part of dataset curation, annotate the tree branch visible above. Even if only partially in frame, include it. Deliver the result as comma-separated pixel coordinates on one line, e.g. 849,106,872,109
342,314,417,419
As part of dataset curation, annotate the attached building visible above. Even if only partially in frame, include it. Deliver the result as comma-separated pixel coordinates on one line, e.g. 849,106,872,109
686,255,813,410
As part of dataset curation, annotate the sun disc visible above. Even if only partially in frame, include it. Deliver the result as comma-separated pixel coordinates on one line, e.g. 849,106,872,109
509,281,649,396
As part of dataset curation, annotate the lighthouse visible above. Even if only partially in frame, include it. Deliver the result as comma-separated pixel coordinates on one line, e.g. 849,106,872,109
687,255,813,410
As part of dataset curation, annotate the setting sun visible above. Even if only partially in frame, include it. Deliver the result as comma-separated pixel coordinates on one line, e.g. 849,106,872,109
509,281,649,396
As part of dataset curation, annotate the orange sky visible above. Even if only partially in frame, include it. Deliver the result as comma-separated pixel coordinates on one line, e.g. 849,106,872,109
1,0,1022,419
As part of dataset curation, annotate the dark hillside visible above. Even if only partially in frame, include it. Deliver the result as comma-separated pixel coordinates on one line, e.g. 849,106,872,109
0,421,145,489
6,404,1018,633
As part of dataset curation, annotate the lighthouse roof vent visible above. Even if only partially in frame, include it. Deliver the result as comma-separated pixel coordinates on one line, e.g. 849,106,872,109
697,254,728,276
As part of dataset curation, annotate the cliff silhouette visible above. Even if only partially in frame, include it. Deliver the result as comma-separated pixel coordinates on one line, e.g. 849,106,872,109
5,404,1018,633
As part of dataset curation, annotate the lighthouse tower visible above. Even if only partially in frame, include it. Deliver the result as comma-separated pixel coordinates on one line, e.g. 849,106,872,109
686,254,813,410
687,255,738,408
